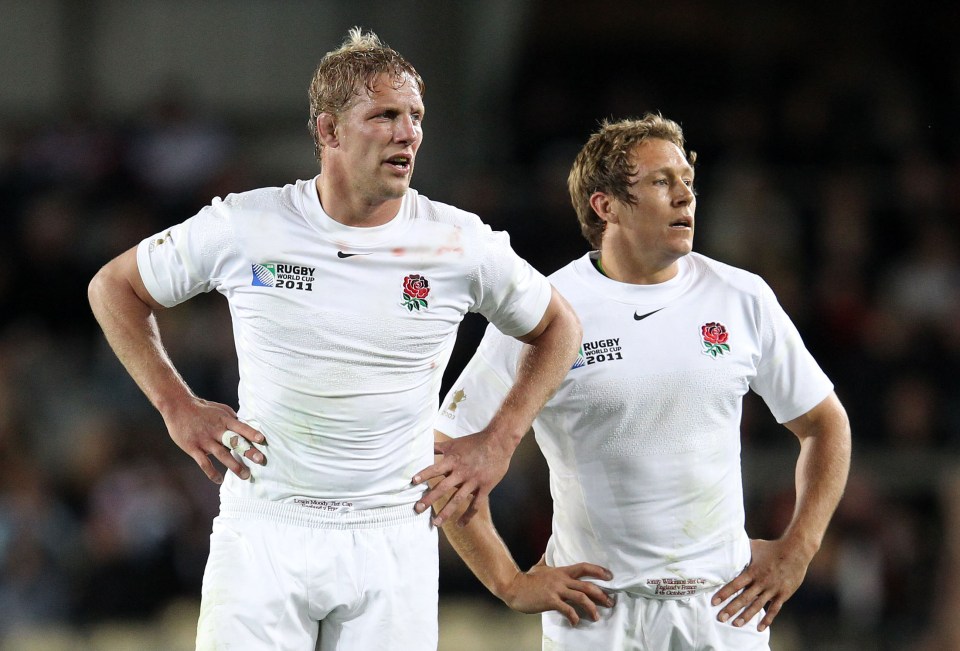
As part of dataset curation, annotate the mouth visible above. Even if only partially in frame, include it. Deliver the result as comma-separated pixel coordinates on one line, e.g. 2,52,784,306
384,154,413,173
670,216,693,229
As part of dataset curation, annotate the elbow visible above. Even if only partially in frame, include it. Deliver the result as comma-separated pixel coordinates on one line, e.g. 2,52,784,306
87,265,110,313
570,308,584,343
553,288,582,345
558,294,582,334
834,399,853,453
562,300,583,357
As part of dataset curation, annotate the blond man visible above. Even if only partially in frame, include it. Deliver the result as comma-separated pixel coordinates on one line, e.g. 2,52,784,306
89,28,585,650
436,114,851,650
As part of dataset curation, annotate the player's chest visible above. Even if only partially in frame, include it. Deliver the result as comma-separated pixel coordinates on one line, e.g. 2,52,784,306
563,297,761,388
228,239,476,322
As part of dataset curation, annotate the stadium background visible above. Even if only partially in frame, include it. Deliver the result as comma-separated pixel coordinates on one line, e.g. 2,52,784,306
1,1,957,649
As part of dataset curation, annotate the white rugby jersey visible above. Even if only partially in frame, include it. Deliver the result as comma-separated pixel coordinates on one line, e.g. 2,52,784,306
435,251,832,597
137,177,551,510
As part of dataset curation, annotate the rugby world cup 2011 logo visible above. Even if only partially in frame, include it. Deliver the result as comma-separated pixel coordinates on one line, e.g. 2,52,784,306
700,322,730,357
252,263,277,287
252,262,315,291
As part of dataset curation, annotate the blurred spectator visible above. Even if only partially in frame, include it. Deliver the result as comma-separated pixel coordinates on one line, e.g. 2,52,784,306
78,453,188,621
14,103,122,194
915,473,960,651
126,79,235,219
0,457,80,635
10,190,96,338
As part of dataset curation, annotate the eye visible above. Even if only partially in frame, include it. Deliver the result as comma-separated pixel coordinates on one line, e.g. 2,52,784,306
654,178,669,186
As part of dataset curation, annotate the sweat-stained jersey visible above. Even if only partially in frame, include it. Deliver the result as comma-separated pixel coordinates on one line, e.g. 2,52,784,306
435,251,833,597
137,177,552,511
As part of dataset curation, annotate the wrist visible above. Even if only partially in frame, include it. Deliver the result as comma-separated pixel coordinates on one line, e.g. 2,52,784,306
483,422,525,455
495,569,525,606
154,387,196,420
781,528,823,562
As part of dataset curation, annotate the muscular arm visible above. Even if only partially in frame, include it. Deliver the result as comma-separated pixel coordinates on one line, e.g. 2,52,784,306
713,391,852,631
431,431,612,625
88,246,265,482
414,287,581,526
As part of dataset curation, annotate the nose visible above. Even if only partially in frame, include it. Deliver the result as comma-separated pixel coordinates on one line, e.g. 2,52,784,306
673,182,695,206
394,114,419,144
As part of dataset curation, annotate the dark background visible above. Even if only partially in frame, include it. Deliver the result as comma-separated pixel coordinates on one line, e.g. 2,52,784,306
1,1,958,649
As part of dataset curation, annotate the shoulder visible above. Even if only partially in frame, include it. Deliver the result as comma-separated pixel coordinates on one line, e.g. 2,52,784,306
407,191,517,267
195,182,303,236
688,252,768,298
214,182,297,216
410,190,489,232
545,256,585,288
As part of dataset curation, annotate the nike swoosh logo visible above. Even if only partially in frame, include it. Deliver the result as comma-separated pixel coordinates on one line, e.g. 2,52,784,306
634,308,664,321
337,251,373,258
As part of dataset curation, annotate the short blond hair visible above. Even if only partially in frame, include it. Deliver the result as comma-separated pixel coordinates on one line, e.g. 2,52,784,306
568,114,696,249
307,27,424,163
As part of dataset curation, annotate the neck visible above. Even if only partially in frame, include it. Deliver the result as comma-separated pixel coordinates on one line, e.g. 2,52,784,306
314,175,403,228
597,245,681,285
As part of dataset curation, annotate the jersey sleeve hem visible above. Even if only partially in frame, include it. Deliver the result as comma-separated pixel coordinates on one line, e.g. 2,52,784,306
772,380,834,424
136,239,179,308
495,273,553,339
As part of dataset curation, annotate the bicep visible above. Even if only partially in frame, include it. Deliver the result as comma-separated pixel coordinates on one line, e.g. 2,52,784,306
515,286,576,344
782,391,850,443
116,246,166,310
90,246,165,312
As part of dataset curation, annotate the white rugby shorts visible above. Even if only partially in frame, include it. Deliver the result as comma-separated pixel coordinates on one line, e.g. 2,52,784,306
542,589,770,651
196,499,438,651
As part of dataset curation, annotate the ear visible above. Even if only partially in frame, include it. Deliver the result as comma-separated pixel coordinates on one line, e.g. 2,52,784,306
316,113,339,148
589,192,618,225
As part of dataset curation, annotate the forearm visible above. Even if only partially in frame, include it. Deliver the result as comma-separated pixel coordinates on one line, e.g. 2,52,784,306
782,393,852,558
90,248,266,484
88,251,193,415
438,494,522,602
712,394,850,629
485,290,581,450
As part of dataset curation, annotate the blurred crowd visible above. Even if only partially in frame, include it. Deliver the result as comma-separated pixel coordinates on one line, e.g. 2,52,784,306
0,90,243,636
0,3,958,649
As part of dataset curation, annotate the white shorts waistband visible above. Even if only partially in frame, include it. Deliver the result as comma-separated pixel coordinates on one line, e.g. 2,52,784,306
219,497,427,530
622,578,724,600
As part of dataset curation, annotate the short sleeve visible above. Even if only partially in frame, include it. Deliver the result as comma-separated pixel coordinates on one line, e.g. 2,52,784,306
473,230,552,339
136,200,236,307
750,280,833,423
434,323,524,438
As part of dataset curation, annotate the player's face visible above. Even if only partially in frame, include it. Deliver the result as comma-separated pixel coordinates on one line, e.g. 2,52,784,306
616,138,695,263
333,72,424,203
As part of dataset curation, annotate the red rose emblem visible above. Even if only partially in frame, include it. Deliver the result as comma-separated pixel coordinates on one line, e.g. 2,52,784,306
403,274,430,299
701,322,728,345
700,322,730,357
402,274,430,311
